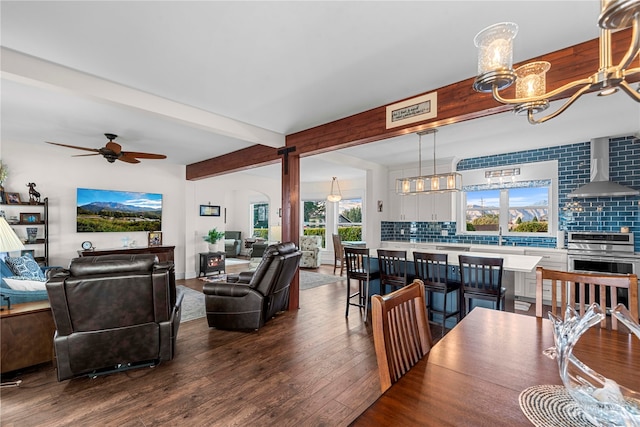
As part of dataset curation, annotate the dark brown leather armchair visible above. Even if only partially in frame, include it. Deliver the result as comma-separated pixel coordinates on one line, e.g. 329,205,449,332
203,242,301,330
46,254,183,381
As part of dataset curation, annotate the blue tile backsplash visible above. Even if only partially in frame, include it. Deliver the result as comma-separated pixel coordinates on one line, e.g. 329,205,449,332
381,135,640,252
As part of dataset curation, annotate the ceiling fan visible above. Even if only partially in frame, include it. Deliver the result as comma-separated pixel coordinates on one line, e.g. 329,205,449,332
46,133,167,164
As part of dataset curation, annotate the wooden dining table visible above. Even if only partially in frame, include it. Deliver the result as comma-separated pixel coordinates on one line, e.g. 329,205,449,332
353,308,640,426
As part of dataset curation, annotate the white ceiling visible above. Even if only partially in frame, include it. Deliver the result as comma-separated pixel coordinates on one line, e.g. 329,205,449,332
1,1,639,183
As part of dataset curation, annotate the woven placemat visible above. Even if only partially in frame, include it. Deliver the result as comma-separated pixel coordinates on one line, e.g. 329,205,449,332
519,385,594,427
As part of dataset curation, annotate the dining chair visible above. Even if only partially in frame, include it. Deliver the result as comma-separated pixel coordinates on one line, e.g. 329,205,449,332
372,280,433,392
344,246,380,321
332,233,345,276
413,252,461,335
458,255,505,315
377,249,409,295
535,267,639,330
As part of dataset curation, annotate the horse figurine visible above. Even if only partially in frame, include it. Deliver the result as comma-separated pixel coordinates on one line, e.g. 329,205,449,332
27,182,41,204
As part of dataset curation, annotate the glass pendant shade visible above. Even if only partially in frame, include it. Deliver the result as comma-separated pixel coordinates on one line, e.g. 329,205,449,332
515,61,550,98
474,22,518,75
327,177,342,202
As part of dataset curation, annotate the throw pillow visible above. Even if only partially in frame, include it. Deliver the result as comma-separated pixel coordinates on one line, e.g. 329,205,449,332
5,254,45,280
3,276,47,291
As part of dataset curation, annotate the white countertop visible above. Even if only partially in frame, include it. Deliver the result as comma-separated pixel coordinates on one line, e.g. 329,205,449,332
376,245,544,273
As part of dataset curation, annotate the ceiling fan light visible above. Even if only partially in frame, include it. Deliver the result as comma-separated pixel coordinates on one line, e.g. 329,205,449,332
598,87,619,96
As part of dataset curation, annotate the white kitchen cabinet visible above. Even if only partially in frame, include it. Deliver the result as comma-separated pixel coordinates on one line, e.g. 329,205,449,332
388,169,418,221
418,192,453,221
521,248,568,303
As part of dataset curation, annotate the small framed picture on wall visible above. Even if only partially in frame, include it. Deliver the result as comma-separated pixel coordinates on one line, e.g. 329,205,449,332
199,205,221,216
148,231,163,247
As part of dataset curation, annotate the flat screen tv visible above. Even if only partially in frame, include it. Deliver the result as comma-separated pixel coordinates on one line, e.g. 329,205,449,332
77,188,162,232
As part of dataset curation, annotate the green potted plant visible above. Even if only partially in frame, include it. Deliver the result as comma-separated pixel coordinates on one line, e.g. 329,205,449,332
204,228,226,252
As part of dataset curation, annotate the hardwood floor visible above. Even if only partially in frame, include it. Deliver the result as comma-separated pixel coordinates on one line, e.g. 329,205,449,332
0,265,381,426
0,263,535,426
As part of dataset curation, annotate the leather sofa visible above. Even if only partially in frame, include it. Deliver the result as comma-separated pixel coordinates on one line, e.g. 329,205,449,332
224,231,242,257
45,254,183,381
203,242,301,330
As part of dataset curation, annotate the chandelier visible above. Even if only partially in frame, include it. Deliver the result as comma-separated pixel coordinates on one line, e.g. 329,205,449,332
395,129,462,195
472,0,640,124
327,176,342,202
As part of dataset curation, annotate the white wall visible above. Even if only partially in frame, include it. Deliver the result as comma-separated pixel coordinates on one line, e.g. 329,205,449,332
2,140,187,275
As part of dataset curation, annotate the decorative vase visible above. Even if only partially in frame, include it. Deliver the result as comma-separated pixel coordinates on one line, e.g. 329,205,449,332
26,227,38,243
208,242,221,253
544,303,640,425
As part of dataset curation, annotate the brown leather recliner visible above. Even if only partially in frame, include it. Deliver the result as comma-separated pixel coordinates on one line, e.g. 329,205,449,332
46,254,183,381
203,242,301,330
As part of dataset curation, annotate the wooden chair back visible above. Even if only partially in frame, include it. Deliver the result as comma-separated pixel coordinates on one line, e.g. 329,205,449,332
372,280,433,392
458,255,504,313
535,267,639,330
377,249,408,294
332,233,345,276
413,252,449,290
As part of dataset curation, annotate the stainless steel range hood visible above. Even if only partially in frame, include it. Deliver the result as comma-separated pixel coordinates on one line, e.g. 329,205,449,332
567,137,639,198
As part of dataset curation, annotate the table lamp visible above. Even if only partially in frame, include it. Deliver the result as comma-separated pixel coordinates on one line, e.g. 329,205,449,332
0,216,25,261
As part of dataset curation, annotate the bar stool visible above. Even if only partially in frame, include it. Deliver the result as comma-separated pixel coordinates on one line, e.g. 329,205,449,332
377,249,409,295
344,247,380,321
458,255,505,316
413,252,461,335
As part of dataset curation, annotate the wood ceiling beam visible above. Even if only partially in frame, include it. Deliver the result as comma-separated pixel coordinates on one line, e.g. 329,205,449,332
186,28,636,180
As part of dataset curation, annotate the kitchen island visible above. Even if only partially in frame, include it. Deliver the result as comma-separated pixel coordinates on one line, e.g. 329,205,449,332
366,245,542,320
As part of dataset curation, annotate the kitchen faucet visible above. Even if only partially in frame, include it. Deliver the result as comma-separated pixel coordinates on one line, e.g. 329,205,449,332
498,227,504,246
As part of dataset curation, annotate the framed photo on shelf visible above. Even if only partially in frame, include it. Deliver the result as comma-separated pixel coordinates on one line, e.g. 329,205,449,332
199,205,220,217
6,192,21,204
148,231,163,247
20,249,35,258
20,212,41,224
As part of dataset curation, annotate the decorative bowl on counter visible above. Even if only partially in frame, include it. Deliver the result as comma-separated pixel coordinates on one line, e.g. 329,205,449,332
544,303,640,426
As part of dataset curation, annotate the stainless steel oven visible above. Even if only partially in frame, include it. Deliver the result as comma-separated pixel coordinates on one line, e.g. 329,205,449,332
567,231,640,314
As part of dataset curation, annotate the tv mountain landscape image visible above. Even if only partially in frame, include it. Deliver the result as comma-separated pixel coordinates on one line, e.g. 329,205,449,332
76,189,162,232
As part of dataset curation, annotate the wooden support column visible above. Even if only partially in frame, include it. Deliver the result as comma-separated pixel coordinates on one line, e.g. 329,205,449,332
279,146,300,310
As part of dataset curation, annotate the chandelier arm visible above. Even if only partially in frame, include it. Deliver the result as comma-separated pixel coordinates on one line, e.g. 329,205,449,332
617,15,640,70
618,80,640,101
526,83,594,124
624,66,640,77
491,77,592,105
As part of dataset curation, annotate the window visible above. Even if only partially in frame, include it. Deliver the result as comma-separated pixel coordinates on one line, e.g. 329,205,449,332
464,183,550,234
338,198,362,241
250,203,269,239
508,187,549,233
303,200,326,246
465,189,500,232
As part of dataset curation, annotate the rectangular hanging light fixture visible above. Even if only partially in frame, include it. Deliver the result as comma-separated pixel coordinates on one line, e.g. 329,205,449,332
395,129,462,195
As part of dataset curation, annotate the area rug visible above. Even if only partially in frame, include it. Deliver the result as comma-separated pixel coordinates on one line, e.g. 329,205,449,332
225,258,250,266
178,285,205,323
300,270,345,290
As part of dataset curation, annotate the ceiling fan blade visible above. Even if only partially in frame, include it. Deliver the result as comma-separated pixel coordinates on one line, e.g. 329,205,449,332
122,151,167,160
46,141,100,153
72,153,101,157
117,155,141,164
105,141,122,154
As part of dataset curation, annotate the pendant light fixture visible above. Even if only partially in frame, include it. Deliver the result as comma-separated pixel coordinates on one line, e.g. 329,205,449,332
395,129,462,195
472,0,640,124
327,176,342,202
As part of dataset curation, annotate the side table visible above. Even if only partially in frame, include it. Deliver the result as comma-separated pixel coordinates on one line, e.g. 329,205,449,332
1,300,55,374
198,252,226,276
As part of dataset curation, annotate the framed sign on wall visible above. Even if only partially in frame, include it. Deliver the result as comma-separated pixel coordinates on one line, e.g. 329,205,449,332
200,205,221,217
